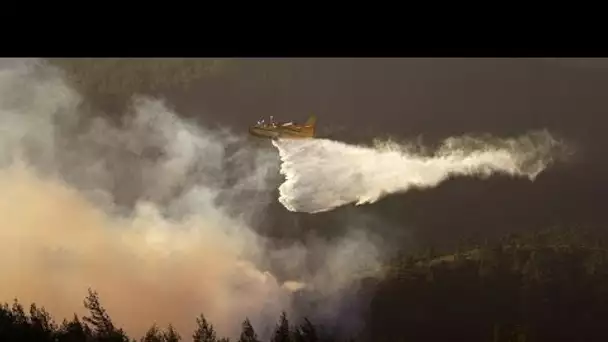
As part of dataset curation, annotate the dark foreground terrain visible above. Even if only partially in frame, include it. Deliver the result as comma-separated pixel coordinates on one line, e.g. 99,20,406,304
3,228,608,341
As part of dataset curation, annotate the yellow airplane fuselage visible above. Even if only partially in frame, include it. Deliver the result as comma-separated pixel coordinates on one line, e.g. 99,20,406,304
249,124,314,140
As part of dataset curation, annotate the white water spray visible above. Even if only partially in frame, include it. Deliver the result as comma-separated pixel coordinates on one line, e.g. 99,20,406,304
272,131,567,213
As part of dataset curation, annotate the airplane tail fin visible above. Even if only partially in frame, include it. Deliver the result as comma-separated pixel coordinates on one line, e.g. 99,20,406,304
304,115,317,127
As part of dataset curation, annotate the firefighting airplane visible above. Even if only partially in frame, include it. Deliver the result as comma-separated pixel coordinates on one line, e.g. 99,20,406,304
249,115,317,140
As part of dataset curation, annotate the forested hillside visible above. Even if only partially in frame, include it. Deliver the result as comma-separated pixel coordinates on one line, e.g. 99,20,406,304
370,228,608,341
2,229,608,341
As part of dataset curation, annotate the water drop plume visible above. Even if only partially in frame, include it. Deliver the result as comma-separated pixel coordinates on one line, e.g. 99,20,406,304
272,131,568,213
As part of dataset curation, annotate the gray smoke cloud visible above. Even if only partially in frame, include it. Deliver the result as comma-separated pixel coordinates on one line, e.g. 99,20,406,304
0,59,385,340
272,131,568,213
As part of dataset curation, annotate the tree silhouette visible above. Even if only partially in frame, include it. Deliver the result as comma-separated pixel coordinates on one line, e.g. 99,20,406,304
141,323,181,342
142,324,164,342
271,312,291,342
82,288,129,342
162,324,181,342
57,314,91,342
28,303,57,341
193,313,218,342
237,318,259,342
293,318,318,342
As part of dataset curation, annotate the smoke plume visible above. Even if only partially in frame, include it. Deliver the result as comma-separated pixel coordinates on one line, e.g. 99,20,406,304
0,59,384,340
273,131,567,213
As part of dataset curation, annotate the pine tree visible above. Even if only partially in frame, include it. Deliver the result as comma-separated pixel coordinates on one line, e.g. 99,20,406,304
162,324,181,342
141,324,164,342
237,318,259,342
82,288,129,342
271,312,291,342
293,318,317,342
11,299,27,326
28,303,57,341
83,288,114,336
10,299,29,341
57,314,91,342
193,313,218,342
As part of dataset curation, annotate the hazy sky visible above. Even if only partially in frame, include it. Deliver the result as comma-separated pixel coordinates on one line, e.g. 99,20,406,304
166,58,607,249
40,57,608,247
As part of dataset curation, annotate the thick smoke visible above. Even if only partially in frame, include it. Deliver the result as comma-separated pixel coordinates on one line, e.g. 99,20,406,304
273,131,568,213
0,60,385,339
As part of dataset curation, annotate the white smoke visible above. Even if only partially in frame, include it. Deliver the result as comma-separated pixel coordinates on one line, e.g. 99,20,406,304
272,131,567,213
0,59,374,340
6,58,555,340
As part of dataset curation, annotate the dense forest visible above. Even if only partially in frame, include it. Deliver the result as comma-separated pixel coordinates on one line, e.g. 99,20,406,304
2,228,608,341
371,228,608,341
